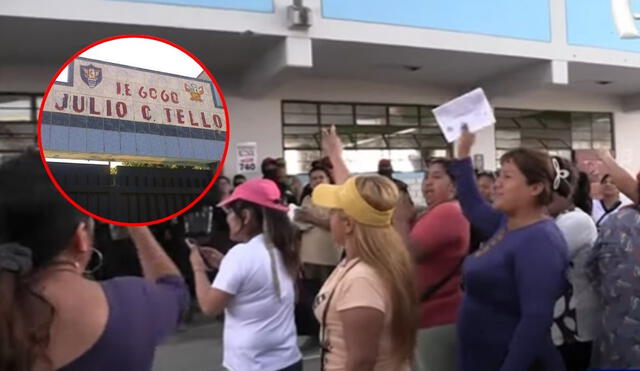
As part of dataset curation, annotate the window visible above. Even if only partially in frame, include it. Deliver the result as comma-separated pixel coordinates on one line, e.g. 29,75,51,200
282,101,451,174
494,109,614,169
0,93,43,162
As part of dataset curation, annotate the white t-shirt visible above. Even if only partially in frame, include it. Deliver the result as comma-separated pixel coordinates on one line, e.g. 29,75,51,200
553,209,599,344
591,195,633,227
213,234,301,371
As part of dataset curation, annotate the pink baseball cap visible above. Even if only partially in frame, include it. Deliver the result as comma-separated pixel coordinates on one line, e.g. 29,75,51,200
218,178,289,212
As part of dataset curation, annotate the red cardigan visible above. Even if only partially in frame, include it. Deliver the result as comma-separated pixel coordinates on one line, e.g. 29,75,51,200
411,201,470,329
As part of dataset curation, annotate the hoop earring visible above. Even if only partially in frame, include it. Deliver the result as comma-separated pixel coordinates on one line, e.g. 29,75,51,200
85,248,104,275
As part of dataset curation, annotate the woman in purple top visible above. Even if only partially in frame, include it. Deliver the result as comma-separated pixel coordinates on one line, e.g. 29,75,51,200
451,128,569,371
0,151,189,371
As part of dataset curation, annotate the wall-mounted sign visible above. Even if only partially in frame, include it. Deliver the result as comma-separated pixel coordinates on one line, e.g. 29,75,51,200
41,57,227,164
237,142,258,173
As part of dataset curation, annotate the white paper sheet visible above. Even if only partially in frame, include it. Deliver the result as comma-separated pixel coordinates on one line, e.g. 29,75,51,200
432,88,496,143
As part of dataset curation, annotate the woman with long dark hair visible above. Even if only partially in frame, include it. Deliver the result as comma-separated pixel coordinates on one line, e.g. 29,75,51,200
572,171,593,215
0,151,189,371
188,179,302,371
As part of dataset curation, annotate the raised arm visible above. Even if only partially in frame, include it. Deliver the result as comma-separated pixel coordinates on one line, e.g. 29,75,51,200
127,226,181,280
596,149,639,203
450,128,504,239
322,125,350,185
188,243,232,317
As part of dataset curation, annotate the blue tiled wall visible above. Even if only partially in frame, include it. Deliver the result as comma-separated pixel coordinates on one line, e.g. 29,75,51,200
322,0,551,42
42,112,225,163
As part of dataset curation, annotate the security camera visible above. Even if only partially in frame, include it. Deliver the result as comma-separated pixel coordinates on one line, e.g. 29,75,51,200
287,0,312,29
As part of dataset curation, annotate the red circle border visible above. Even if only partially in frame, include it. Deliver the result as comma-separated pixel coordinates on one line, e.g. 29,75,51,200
37,34,231,227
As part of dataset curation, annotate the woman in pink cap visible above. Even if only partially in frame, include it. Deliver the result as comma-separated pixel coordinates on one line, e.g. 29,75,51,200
188,178,303,371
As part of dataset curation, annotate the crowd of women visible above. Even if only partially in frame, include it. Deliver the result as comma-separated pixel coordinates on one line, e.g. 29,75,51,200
1,120,639,371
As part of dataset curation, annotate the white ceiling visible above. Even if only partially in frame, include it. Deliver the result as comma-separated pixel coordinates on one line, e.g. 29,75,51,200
0,16,281,80
308,40,541,88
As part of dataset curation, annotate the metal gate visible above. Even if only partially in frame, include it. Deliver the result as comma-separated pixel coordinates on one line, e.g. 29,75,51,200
47,162,213,223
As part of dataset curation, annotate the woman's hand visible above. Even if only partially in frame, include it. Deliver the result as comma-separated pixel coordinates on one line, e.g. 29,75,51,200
189,246,208,272
199,247,225,270
294,207,314,224
456,125,475,159
189,242,224,271
594,149,616,170
322,125,343,158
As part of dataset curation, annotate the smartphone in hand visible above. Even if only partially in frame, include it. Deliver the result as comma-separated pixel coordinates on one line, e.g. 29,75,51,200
185,238,215,271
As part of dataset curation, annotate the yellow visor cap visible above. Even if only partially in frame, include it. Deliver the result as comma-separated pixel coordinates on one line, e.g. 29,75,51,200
312,177,394,227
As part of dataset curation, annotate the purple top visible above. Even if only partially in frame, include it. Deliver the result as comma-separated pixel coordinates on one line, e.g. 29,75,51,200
449,158,569,371
59,275,189,371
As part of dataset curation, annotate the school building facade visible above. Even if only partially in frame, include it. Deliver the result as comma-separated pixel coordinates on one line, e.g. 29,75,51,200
2,0,640,204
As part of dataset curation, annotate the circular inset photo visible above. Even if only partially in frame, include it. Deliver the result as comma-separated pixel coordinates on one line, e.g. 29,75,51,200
38,35,229,225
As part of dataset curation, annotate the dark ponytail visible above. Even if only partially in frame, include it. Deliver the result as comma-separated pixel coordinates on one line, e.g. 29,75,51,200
0,270,55,371
573,171,593,215
0,150,89,371
263,207,300,278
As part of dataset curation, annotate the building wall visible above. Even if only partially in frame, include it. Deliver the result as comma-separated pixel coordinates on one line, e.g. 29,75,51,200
223,77,640,202
612,110,640,174
5,0,640,69
0,65,57,93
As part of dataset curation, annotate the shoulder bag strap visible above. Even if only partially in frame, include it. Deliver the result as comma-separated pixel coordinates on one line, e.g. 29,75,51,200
420,258,464,303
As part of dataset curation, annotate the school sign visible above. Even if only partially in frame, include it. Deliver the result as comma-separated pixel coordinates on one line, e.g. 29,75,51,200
40,57,227,164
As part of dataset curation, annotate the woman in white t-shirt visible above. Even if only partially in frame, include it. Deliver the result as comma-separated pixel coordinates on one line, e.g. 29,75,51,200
188,179,303,371
547,157,599,371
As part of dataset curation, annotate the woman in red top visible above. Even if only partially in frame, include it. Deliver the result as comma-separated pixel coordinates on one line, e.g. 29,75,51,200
396,158,470,371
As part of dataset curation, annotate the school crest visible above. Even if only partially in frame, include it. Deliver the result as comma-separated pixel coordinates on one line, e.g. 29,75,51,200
184,83,205,102
80,64,103,88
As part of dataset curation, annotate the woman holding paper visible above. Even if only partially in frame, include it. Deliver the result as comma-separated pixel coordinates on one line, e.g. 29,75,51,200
0,151,189,371
452,127,569,371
